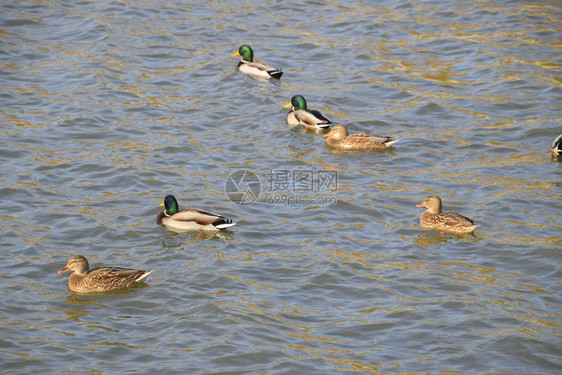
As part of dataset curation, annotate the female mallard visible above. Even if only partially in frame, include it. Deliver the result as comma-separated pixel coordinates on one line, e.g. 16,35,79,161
551,134,562,155
232,45,282,79
416,195,478,235
156,195,236,231
283,95,332,130
58,255,152,293
323,124,397,150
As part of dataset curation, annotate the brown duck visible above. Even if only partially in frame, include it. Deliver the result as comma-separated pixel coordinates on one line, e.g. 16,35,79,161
323,124,397,150
58,255,152,293
416,195,478,235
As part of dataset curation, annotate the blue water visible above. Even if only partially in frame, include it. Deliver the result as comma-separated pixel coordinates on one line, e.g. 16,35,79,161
1,1,561,374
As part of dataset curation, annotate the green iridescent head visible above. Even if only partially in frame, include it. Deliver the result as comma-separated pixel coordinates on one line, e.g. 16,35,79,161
163,195,179,216
235,45,254,62
290,95,307,110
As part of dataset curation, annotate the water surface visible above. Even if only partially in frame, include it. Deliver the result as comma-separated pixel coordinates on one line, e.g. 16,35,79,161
1,1,561,374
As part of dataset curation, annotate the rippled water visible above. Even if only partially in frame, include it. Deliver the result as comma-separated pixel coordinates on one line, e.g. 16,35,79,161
1,1,561,374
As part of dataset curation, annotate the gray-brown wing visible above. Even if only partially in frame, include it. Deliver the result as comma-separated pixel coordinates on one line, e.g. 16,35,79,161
88,266,151,288
442,211,475,227
307,109,331,124
294,109,331,126
172,208,229,226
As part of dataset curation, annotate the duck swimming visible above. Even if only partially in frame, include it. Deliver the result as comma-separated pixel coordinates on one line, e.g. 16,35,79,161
58,255,152,293
323,124,397,150
283,95,331,130
416,195,478,235
156,195,236,231
232,45,283,79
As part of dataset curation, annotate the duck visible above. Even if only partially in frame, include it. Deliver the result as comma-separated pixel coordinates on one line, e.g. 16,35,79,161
58,255,152,293
283,95,332,130
551,134,562,155
156,195,236,231
232,45,282,79
323,124,397,150
416,195,478,235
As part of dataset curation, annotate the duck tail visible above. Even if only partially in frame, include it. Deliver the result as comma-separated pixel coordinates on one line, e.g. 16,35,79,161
384,139,398,147
268,69,283,79
213,219,237,230
137,270,153,282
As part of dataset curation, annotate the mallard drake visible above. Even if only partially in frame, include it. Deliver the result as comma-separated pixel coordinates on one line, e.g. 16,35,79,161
551,134,562,155
416,195,478,235
232,45,282,79
323,124,397,150
283,95,331,130
156,195,236,231
58,255,152,293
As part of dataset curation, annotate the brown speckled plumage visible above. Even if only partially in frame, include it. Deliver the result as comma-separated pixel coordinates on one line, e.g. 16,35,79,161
323,125,397,150
58,255,152,293
416,195,478,235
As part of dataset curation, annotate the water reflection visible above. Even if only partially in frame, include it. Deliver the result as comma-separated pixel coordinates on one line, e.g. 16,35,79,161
1,0,560,373
413,232,451,247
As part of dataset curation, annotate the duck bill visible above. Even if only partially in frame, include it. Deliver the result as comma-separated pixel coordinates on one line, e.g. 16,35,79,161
323,129,336,138
58,266,71,274
232,51,241,57
415,203,425,208
282,102,292,108
159,202,165,207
